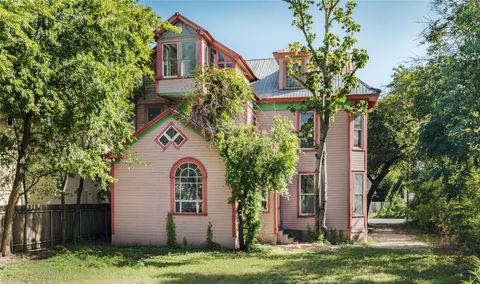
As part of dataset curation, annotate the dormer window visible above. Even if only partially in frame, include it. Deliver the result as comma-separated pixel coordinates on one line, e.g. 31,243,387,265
285,62,302,89
209,49,235,69
162,41,197,78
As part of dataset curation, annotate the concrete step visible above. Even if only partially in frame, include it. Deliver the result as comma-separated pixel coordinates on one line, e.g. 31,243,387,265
277,230,297,245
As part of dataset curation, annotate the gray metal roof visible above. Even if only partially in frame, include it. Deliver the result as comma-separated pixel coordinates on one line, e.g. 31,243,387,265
246,58,380,100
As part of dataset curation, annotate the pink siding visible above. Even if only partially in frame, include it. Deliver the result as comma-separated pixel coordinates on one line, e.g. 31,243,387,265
351,151,365,171
256,110,350,232
157,78,194,94
351,217,365,232
113,117,235,248
258,193,276,243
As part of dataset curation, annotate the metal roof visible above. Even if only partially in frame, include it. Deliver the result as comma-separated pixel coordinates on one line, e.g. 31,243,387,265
246,58,380,100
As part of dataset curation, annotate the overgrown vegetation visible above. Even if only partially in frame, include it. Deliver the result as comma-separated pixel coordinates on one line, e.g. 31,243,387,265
368,0,480,252
166,213,178,248
181,67,299,250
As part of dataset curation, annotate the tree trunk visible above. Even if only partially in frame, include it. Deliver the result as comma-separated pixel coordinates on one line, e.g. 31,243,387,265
23,190,28,253
236,201,245,250
314,117,330,238
60,176,68,246
73,177,84,245
367,179,381,213
1,112,33,257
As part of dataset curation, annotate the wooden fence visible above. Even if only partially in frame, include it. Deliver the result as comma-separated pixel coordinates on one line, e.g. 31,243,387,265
0,204,110,252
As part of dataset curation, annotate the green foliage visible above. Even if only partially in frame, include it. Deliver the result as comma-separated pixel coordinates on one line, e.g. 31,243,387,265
166,213,178,249
205,222,221,250
182,68,299,250
464,256,480,284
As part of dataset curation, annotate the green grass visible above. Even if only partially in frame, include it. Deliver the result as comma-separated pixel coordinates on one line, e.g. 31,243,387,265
0,245,467,283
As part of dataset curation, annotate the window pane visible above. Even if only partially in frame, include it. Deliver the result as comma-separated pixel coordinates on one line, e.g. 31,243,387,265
285,63,302,88
173,135,184,145
175,202,181,213
175,181,181,199
163,44,178,77
181,41,197,76
354,195,363,215
159,135,169,146
204,46,208,65
182,202,197,213
210,49,216,63
147,107,163,122
166,127,178,139
301,175,314,194
198,202,203,213
198,183,203,200
299,112,315,148
353,130,362,148
354,174,363,194
301,195,314,215
181,183,195,200
218,52,225,62
354,113,363,129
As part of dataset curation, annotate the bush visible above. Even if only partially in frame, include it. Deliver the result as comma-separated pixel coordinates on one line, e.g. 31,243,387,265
166,213,178,248
205,222,221,250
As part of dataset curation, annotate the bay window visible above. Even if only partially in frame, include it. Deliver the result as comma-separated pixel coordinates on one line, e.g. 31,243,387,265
162,41,197,78
353,173,364,216
353,113,363,148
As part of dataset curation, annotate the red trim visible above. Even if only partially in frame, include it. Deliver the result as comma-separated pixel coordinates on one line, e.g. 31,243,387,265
363,115,368,230
259,93,380,104
154,122,188,151
231,202,236,238
111,163,115,235
156,13,257,81
297,172,316,218
273,192,278,234
348,115,353,230
296,111,318,150
169,157,208,216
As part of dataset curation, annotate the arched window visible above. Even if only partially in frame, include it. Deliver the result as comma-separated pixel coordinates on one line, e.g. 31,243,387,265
170,158,207,214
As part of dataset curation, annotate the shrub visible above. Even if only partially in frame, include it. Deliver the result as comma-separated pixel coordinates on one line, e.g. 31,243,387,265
166,213,178,248
205,222,221,250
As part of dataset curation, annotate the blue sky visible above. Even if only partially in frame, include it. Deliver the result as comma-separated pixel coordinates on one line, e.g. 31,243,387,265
140,0,433,90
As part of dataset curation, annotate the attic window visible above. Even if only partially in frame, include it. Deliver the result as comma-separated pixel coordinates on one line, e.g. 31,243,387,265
156,124,186,149
285,63,302,89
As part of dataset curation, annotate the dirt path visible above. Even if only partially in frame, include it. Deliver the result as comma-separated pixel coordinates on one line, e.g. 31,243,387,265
368,223,430,250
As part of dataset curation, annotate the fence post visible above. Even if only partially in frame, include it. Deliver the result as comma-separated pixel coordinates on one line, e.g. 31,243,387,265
50,209,53,248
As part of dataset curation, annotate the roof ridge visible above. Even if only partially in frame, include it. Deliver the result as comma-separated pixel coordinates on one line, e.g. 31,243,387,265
245,58,275,61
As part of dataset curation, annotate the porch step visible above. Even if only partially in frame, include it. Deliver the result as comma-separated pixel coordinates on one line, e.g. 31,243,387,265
277,230,297,245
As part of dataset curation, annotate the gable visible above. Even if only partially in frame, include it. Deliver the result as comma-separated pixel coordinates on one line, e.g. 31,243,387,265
160,21,199,40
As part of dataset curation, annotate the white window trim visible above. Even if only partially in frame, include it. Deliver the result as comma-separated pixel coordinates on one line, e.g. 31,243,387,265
299,174,315,216
174,163,203,214
158,125,185,148
353,113,364,149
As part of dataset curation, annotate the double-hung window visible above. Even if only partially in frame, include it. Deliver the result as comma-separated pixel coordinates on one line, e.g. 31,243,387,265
353,173,364,216
162,41,197,77
299,112,315,149
353,113,363,148
285,63,302,89
299,174,315,216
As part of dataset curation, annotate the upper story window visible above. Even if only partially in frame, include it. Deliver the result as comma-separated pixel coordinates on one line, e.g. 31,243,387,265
146,105,164,122
299,112,315,149
203,45,208,66
285,62,302,89
209,49,235,69
162,41,197,78
260,190,268,211
353,113,363,148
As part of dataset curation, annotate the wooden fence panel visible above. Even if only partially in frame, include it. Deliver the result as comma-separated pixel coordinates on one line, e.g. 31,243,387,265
0,204,110,252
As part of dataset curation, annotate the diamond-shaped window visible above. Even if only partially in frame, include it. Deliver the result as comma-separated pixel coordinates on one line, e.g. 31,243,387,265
157,125,186,149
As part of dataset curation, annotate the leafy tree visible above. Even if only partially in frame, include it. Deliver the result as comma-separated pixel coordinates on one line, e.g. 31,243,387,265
367,66,420,211
0,0,172,256
284,0,370,237
182,68,299,250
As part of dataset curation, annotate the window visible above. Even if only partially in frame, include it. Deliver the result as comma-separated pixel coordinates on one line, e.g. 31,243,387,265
217,52,233,69
260,190,268,211
299,174,315,215
162,41,197,77
6,117,14,128
353,113,363,148
353,173,364,216
146,105,164,122
157,124,186,149
163,43,178,77
203,45,208,65
285,62,302,89
299,112,315,149
181,41,197,76
174,162,203,213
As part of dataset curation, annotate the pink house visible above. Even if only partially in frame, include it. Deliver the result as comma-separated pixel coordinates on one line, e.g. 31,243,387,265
111,13,380,248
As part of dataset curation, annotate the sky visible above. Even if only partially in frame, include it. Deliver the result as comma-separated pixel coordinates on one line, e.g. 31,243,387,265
140,0,434,91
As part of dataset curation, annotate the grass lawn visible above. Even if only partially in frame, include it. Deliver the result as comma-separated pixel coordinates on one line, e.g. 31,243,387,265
0,245,467,283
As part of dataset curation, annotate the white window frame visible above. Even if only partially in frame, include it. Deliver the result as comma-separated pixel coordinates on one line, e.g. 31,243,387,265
162,41,198,78
260,190,268,212
158,125,185,148
285,62,302,89
180,40,197,77
299,174,315,216
174,163,203,214
353,113,364,149
353,173,364,217
162,43,179,78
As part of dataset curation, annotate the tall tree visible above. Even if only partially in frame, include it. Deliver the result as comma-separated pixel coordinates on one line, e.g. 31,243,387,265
0,0,170,256
284,0,369,237
182,68,299,250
